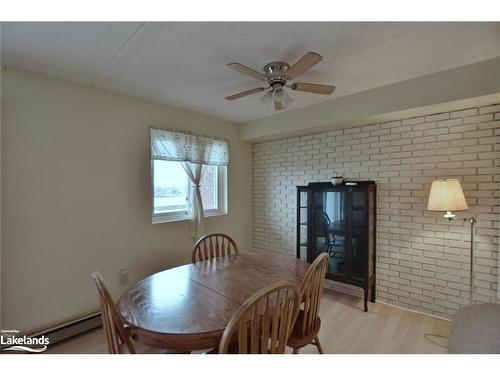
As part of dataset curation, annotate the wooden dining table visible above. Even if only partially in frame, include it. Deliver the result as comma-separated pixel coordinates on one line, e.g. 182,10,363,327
118,250,310,351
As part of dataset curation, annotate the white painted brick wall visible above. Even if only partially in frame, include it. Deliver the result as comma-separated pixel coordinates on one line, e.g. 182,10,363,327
252,103,500,319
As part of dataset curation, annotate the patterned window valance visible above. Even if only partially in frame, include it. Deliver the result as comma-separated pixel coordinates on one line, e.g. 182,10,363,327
150,126,229,166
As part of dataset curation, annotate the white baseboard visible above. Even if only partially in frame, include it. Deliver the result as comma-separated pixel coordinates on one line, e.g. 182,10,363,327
376,300,451,322
31,312,102,347
323,284,451,322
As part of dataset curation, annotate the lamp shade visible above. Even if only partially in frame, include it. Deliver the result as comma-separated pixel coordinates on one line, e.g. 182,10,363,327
427,179,468,212
260,90,273,105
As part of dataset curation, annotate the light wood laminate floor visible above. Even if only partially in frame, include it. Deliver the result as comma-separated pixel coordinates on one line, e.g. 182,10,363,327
48,289,450,354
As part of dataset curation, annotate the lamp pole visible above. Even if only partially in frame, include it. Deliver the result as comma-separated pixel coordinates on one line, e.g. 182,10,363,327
465,216,476,303
447,215,476,303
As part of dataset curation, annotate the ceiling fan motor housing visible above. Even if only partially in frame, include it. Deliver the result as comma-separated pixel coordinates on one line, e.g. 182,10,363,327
263,61,290,87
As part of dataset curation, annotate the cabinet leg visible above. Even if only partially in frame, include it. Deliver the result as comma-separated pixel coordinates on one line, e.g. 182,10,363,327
371,281,376,303
364,288,368,312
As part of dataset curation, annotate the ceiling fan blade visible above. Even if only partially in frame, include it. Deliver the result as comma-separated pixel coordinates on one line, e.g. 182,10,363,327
290,82,336,95
274,100,285,111
225,87,265,101
286,52,323,79
227,63,266,81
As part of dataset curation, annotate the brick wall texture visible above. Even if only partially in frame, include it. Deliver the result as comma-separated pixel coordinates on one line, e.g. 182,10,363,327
252,102,500,319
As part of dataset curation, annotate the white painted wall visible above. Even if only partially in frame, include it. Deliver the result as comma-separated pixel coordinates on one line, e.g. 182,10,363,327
0,67,252,333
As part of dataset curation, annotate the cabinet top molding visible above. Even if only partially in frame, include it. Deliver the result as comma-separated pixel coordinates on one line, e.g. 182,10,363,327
297,181,377,188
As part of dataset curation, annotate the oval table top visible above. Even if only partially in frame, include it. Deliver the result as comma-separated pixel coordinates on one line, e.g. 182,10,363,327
117,250,310,351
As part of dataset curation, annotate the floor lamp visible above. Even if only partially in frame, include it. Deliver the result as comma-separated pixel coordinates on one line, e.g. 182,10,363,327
423,178,477,350
427,179,476,302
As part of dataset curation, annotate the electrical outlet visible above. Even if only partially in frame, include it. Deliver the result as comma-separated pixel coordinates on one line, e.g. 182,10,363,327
119,268,129,286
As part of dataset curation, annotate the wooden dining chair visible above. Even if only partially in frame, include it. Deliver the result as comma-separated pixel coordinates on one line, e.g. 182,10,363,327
92,271,137,354
92,271,183,354
287,252,329,354
192,233,239,263
219,280,300,354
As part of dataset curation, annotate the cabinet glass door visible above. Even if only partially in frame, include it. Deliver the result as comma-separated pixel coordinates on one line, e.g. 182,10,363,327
352,191,368,280
297,189,309,261
368,190,375,278
312,190,348,277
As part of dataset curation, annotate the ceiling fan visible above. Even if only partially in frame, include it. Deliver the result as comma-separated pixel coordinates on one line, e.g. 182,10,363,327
225,51,335,111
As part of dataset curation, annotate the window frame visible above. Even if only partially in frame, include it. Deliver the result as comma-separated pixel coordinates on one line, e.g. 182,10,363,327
151,161,228,224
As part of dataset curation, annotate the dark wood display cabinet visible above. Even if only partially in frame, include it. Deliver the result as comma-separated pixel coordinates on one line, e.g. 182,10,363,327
296,181,377,312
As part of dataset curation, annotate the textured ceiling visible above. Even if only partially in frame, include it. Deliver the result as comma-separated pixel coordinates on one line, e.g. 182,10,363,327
2,22,500,123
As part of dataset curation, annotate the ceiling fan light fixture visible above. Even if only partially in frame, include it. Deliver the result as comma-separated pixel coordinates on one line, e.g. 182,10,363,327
273,87,285,101
273,87,293,109
260,90,274,105
282,89,294,106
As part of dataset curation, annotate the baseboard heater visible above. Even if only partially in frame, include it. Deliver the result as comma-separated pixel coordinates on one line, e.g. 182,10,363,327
31,312,102,348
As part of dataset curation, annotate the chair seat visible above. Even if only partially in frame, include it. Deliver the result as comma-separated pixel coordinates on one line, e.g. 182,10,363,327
287,310,321,349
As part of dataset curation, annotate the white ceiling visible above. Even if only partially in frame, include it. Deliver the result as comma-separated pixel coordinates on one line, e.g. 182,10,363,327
2,22,500,123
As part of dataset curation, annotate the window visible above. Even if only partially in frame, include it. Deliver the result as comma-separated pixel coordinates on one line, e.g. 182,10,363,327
149,127,229,228
152,160,227,223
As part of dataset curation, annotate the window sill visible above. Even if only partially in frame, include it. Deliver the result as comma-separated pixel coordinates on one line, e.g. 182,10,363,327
152,210,227,224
